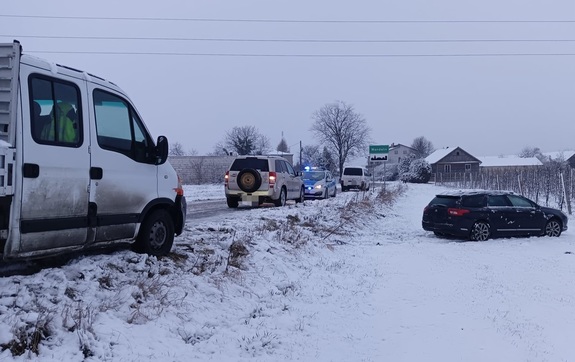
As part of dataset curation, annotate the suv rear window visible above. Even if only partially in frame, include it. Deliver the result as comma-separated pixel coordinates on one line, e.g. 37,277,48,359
429,196,459,207
230,158,269,171
343,168,363,176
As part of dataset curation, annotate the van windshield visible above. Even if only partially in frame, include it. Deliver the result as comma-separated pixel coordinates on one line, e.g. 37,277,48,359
343,168,362,176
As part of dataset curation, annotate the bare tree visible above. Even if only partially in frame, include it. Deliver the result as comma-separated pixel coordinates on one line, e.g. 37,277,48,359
224,126,270,155
301,144,321,167
190,157,206,184
209,141,231,156
411,136,434,159
169,142,187,156
320,146,337,174
310,101,370,177
253,134,271,155
518,146,542,158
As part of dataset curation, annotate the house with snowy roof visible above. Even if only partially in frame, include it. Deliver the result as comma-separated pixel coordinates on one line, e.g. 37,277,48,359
425,146,481,175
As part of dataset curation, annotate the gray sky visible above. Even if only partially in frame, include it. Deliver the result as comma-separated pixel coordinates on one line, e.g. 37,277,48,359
3,0,575,158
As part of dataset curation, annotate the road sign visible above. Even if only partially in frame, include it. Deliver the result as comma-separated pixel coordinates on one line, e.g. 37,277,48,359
370,154,388,161
369,145,389,154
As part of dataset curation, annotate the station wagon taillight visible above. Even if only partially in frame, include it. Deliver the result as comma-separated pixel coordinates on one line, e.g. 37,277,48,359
448,208,470,216
269,171,277,188
224,171,229,187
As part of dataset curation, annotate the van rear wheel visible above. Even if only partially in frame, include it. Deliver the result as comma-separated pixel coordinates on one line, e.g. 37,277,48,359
134,209,174,256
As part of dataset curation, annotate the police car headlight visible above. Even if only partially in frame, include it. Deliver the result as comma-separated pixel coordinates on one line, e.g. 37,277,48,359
315,185,322,189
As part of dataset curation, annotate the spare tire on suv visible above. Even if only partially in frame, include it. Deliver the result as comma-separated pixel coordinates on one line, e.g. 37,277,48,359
237,168,262,193
224,156,305,208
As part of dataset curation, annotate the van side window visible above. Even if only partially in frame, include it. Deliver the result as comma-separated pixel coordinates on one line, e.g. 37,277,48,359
29,76,82,147
93,89,154,164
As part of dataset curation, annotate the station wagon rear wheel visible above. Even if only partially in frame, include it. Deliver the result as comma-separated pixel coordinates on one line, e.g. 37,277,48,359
470,221,490,241
134,209,174,256
545,219,562,237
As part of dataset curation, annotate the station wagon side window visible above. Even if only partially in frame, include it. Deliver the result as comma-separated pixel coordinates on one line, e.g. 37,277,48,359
487,195,510,207
507,195,536,208
461,195,486,208
93,89,154,164
29,75,83,147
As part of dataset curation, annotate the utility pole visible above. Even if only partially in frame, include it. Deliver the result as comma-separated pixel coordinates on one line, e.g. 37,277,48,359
299,141,303,171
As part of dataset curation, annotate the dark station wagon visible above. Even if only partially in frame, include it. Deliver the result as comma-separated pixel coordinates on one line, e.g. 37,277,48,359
422,190,568,241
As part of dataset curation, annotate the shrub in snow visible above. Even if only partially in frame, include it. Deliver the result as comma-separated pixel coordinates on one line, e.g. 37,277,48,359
397,154,416,176
400,159,431,184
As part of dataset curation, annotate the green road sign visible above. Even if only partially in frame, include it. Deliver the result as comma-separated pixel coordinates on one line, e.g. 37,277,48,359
369,145,389,154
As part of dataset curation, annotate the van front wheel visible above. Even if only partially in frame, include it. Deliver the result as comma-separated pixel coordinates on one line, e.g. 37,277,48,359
134,209,175,256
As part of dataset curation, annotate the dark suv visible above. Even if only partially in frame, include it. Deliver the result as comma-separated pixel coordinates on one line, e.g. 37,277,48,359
422,190,568,241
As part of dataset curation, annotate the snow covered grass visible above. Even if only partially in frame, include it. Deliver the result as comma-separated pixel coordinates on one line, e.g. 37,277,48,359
182,184,223,201
0,182,573,361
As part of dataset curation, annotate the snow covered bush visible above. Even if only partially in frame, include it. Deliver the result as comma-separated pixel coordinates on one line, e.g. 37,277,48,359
400,159,432,184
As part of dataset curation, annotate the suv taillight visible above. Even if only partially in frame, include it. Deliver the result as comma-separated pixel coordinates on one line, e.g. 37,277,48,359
269,171,277,188
448,208,470,216
224,171,229,188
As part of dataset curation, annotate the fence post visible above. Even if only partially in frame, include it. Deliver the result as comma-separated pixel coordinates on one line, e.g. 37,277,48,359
561,172,571,214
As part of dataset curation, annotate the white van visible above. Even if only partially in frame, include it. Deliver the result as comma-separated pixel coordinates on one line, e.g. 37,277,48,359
340,166,371,191
0,41,186,261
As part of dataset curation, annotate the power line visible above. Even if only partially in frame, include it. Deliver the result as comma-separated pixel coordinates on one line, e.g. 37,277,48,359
4,34,575,43
24,50,575,57
2,14,575,23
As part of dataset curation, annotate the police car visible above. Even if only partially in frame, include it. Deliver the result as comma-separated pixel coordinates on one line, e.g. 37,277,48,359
302,167,337,199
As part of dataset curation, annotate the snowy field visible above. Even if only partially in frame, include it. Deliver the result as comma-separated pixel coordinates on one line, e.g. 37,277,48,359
0,182,574,361
183,184,223,202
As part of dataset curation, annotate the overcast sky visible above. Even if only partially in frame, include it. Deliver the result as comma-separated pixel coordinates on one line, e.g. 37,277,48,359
3,1,575,158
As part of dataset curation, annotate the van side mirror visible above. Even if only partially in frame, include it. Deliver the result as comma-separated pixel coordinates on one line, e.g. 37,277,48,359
156,136,168,165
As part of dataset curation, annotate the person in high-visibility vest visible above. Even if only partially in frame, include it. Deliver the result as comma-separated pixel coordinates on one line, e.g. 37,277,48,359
41,102,78,143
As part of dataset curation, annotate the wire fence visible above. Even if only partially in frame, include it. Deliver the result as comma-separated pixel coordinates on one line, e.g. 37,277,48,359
432,166,574,214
